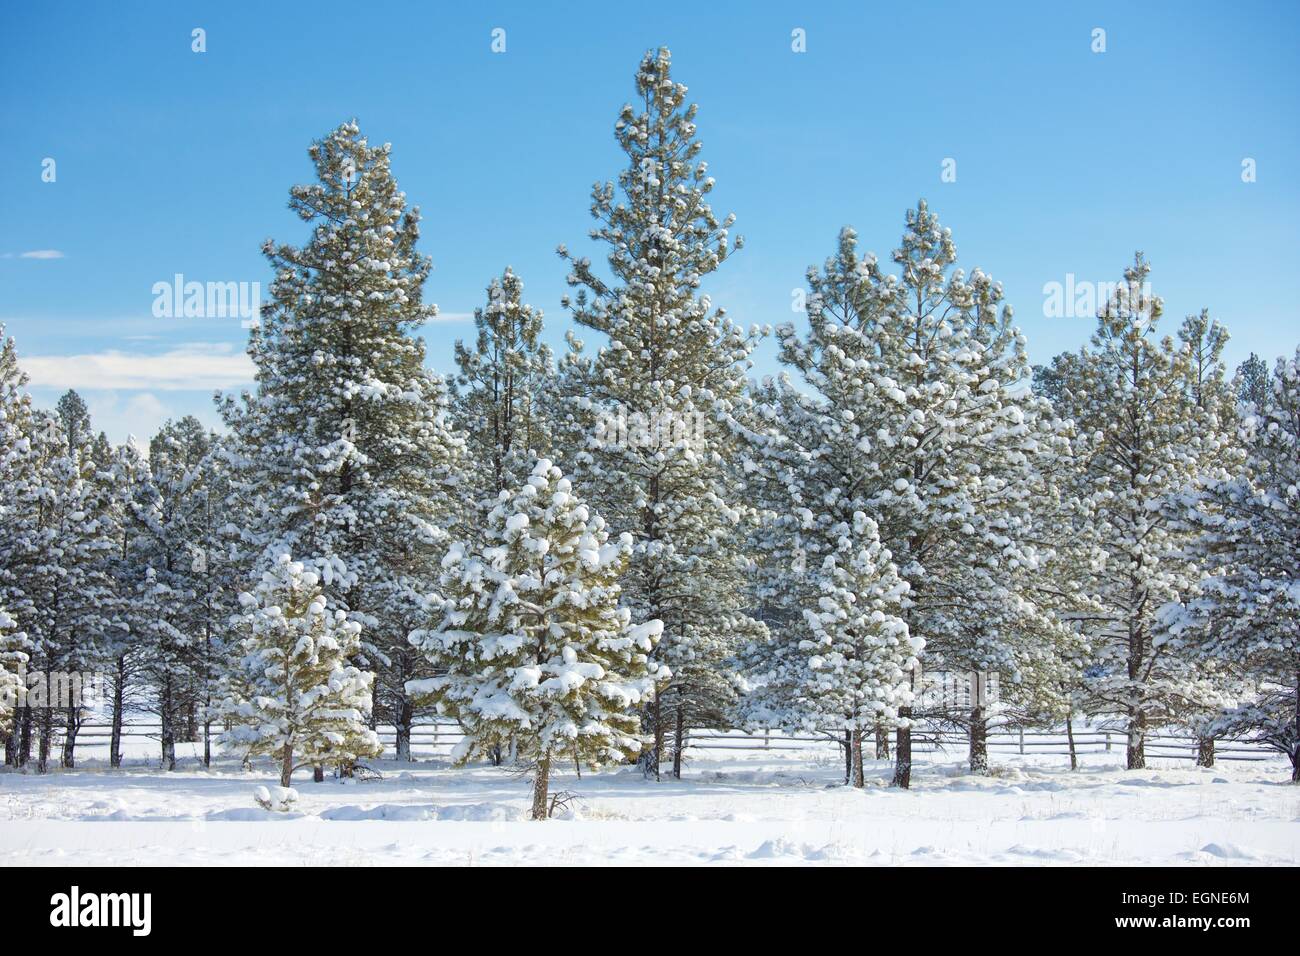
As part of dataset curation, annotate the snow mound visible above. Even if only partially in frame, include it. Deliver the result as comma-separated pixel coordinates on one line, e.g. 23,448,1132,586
319,802,520,822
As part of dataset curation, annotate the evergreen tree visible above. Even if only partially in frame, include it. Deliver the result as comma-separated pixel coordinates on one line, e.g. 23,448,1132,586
408,459,666,818
1162,349,1300,782
218,121,466,764
451,267,555,506
219,553,381,787
743,209,1064,787
0,605,31,756
1039,256,1234,769
1235,352,1270,410
556,49,764,777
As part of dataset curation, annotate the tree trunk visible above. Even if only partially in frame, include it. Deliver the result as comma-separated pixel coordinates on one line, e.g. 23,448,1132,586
672,701,684,780
1066,714,1078,771
203,718,212,769
279,743,294,788
1291,669,1299,783
1196,736,1215,768
61,704,78,768
18,706,32,767
394,696,413,762
843,730,852,784
1126,708,1146,770
5,707,20,767
968,705,988,775
874,720,889,759
891,709,912,789
313,764,324,783
37,711,52,774
642,690,662,780
160,679,176,771
851,729,865,788
531,754,551,820
110,658,125,769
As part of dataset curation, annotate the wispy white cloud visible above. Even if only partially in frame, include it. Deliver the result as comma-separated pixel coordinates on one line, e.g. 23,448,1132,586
428,311,472,323
17,250,66,260
21,342,254,391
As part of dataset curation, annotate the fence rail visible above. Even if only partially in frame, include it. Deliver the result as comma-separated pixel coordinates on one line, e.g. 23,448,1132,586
44,721,1277,763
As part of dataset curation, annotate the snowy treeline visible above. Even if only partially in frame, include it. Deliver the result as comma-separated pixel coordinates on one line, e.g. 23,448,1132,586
1,49,1297,807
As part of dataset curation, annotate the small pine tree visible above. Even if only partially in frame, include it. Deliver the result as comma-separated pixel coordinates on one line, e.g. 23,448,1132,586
408,459,666,819
219,554,382,787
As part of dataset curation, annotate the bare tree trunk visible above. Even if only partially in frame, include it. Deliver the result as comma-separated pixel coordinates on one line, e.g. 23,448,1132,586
843,730,852,783
1126,708,1146,770
279,743,294,788
110,657,125,769
531,754,551,820
203,718,212,769
968,705,988,775
61,704,79,768
160,679,176,771
672,700,684,780
5,707,20,766
37,711,52,774
891,709,912,789
641,690,662,780
394,696,413,762
18,706,32,767
874,720,889,759
312,764,324,783
1291,670,1299,783
1066,714,1078,771
851,729,865,788
1196,736,1215,768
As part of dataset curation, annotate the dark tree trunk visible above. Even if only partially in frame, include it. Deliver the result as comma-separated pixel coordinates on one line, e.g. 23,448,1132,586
313,764,324,783
1126,708,1146,770
394,695,413,762
1066,715,1078,770
851,729,865,788
160,678,176,771
61,704,79,768
642,690,662,781
18,706,33,767
672,701,684,779
874,720,889,759
279,743,294,788
968,705,988,775
110,657,125,769
5,707,20,766
843,730,852,784
1196,736,1215,768
489,744,503,766
37,711,52,774
531,754,551,820
891,709,912,789
203,718,212,769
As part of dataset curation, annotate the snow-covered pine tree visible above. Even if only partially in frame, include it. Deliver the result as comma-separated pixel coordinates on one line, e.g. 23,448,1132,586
1161,349,1300,782
451,267,555,507
1235,352,1270,411
742,209,1064,787
408,459,666,818
1039,256,1232,769
0,325,37,766
99,437,154,769
219,553,381,787
793,516,917,786
556,49,765,777
0,606,31,757
218,121,466,764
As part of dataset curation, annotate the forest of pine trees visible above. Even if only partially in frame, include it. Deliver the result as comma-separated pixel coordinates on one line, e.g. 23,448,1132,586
2,48,1297,798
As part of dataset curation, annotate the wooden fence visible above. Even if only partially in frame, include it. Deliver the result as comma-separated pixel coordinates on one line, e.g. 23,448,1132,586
55,721,1276,763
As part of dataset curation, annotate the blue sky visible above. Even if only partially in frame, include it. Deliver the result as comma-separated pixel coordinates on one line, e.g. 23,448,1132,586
2,1,1297,442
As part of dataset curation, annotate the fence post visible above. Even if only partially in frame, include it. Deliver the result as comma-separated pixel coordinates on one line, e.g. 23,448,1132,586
1018,726,1024,755
1104,731,1111,752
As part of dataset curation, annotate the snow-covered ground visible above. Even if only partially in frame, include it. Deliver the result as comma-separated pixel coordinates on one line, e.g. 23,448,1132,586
2,738,1297,866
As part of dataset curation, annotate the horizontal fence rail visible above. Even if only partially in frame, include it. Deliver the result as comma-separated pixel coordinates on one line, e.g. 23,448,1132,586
31,720,1278,763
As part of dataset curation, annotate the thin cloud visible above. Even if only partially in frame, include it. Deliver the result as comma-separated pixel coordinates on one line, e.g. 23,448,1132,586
18,249,66,260
21,342,254,391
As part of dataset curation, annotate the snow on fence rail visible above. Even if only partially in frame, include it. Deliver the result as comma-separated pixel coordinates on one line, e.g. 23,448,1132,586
56,721,1275,762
